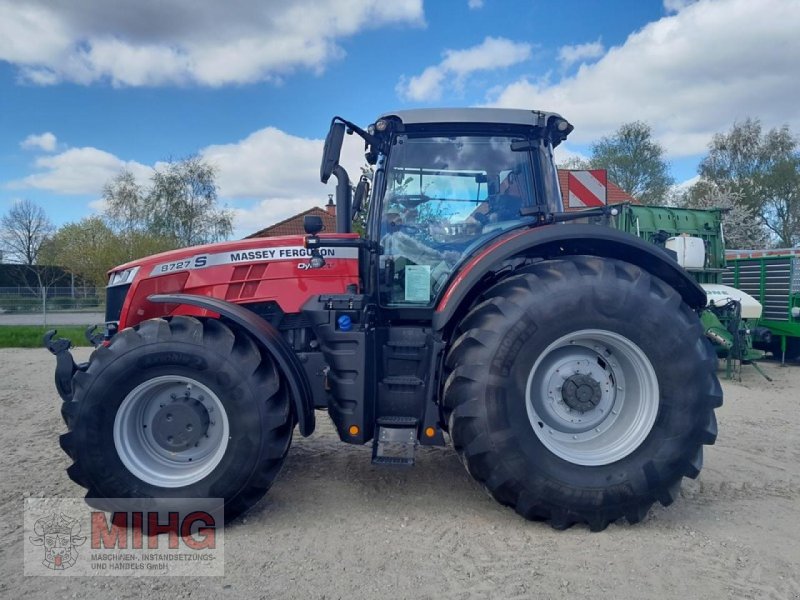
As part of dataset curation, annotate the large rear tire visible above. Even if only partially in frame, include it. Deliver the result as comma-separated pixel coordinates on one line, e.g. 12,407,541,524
59,316,293,522
442,256,722,530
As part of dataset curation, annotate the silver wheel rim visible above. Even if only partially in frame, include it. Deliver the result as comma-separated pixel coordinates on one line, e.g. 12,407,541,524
525,329,659,466
114,376,229,488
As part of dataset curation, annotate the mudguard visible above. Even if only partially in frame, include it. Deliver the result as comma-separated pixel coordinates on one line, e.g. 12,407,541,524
149,293,315,437
433,223,707,332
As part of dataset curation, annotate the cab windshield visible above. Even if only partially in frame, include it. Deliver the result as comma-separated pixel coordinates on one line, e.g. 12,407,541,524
379,134,538,306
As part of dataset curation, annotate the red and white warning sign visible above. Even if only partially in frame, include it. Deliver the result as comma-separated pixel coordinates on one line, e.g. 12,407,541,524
566,170,607,208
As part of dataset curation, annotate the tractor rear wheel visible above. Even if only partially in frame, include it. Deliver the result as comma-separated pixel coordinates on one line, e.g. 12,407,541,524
59,316,293,521
442,256,721,530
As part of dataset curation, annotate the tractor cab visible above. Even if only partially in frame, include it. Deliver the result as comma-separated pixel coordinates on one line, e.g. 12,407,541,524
312,109,572,309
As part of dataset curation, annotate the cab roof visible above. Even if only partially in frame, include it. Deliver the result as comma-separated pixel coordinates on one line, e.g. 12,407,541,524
374,108,573,146
376,108,566,128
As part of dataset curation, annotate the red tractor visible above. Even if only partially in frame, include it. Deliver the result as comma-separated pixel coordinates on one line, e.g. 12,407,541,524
47,109,721,530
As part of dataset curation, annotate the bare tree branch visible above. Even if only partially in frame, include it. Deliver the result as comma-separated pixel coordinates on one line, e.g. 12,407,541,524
0,199,54,265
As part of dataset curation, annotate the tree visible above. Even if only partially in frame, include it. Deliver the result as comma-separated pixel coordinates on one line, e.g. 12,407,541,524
42,157,231,288
147,156,233,246
762,158,800,247
0,199,54,265
678,181,769,249
104,157,233,247
556,155,591,170
43,218,183,287
0,199,61,324
589,121,673,205
351,166,374,236
41,217,162,287
40,218,112,287
103,169,146,235
699,118,800,247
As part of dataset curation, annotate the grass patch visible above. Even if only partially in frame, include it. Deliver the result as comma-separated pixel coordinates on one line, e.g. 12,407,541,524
0,325,93,348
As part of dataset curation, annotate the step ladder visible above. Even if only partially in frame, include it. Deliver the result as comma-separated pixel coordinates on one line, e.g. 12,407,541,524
372,416,418,466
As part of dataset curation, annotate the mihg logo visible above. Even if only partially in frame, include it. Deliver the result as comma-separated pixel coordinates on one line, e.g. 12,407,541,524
24,497,225,576
29,512,86,570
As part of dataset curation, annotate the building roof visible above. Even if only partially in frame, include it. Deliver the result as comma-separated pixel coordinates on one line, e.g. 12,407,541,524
245,206,336,239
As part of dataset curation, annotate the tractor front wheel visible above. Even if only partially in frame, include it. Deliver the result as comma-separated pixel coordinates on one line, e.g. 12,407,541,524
59,316,293,521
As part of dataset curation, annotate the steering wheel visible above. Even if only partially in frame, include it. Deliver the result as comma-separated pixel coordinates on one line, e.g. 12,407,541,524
392,194,428,208
398,224,421,235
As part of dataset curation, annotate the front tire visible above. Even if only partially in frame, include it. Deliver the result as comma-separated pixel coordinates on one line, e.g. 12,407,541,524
59,316,293,521
442,256,722,530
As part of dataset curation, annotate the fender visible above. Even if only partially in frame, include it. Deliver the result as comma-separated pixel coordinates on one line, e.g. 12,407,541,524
149,293,315,437
433,223,707,331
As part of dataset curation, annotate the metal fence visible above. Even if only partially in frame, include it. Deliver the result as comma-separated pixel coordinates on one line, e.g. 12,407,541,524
0,286,104,314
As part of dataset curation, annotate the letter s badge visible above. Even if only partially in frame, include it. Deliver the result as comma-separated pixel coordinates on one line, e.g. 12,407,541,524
194,256,208,268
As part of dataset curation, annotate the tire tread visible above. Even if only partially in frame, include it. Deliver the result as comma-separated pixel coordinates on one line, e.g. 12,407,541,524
442,255,721,530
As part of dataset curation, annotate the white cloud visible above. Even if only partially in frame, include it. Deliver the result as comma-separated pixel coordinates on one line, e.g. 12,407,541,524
210,126,367,237
488,0,800,158
202,128,322,199
11,124,368,236
398,37,532,101
441,38,532,75
557,40,604,70
663,0,697,13
665,174,701,205
674,174,700,193
13,126,364,200
20,132,57,152
554,144,590,167
201,126,365,200
398,67,447,102
201,126,366,235
13,147,152,195
232,197,329,238
468,0,484,9
0,0,424,87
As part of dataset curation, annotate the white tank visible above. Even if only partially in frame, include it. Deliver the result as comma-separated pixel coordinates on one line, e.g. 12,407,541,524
701,283,763,320
666,235,706,269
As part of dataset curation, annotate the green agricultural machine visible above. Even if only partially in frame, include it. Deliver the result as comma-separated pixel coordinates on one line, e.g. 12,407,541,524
723,248,800,363
593,203,770,375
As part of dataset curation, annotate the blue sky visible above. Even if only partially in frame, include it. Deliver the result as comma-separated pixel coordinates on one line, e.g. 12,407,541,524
1,0,798,238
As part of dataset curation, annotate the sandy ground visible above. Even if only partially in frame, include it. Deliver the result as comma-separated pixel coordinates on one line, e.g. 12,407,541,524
0,348,798,600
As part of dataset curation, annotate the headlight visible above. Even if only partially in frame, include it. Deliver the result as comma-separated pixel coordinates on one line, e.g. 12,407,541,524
108,266,140,287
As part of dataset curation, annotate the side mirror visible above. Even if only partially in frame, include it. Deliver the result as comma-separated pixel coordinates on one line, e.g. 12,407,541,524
352,176,370,217
303,215,324,235
320,122,346,184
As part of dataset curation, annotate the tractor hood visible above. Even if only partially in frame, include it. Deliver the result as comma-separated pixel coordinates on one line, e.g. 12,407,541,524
106,233,361,328
109,233,359,275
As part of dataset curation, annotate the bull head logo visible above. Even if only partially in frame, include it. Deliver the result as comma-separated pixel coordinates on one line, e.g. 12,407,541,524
29,513,86,570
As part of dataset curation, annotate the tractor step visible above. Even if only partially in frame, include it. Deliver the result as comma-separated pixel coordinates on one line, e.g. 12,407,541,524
381,376,424,387
372,417,418,466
